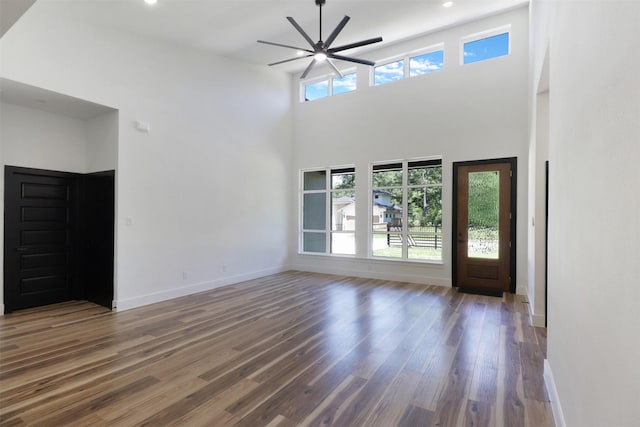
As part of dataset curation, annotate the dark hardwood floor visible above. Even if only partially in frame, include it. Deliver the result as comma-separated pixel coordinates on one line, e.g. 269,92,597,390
0,271,554,426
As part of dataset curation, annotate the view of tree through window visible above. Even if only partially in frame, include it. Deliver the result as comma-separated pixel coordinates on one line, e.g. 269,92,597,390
371,159,443,261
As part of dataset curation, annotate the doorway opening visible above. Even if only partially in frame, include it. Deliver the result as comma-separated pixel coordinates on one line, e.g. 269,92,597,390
452,158,517,295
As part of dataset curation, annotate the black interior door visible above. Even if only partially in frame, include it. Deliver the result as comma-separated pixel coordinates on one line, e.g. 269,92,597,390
82,171,115,309
4,167,80,312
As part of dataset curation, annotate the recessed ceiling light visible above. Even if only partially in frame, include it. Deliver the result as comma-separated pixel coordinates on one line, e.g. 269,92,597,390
144,0,157,5
443,1,454,7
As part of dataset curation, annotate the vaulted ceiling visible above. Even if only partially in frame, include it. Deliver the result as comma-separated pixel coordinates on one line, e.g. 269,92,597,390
40,0,528,75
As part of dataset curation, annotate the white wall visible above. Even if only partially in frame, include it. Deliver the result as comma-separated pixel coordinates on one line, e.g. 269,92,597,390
0,102,88,172
546,1,640,426
0,101,91,312
290,7,530,291
86,110,119,174
0,1,293,311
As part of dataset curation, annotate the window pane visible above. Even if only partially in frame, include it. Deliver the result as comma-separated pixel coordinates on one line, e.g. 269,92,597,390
331,232,355,255
372,234,402,258
408,164,442,185
407,187,442,228
468,171,499,259
303,193,326,230
305,80,329,101
410,50,444,76
304,170,326,190
332,191,355,231
372,189,403,230
463,32,509,64
303,232,326,253
374,59,404,85
372,164,403,187
408,243,442,260
331,169,355,189
333,73,357,95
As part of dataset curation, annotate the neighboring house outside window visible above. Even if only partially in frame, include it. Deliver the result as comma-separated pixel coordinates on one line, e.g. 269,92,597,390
371,158,442,261
300,167,356,255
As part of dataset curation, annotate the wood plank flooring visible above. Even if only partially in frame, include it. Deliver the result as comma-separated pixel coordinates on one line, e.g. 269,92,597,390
0,271,554,426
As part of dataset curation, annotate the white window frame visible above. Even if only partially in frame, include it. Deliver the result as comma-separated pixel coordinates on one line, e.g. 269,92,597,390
369,157,443,263
371,43,445,86
300,69,357,103
299,166,356,256
459,25,511,65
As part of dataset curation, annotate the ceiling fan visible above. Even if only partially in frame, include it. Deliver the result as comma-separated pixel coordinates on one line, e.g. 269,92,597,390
258,0,383,79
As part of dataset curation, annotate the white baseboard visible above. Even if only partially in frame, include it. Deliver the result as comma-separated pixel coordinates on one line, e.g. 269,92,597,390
290,261,451,288
114,266,287,312
544,359,566,427
0,303,4,316
528,299,546,327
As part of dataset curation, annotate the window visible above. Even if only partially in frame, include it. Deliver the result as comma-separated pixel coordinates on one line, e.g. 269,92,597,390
462,26,510,64
410,50,444,77
371,159,442,261
302,72,357,102
304,81,329,101
301,167,356,255
332,73,357,95
374,45,444,86
374,59,404,85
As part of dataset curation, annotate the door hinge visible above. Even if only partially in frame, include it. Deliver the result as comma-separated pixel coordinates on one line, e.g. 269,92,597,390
509,241,512,248
510,170,513,177
509,212,512,220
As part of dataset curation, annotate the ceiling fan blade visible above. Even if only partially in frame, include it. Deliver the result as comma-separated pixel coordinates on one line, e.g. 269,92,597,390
328,53,375,66
324,15,350,48
300,58,317,79
268,55,313,66
287,17,317,49
326,58,344,78
257,40,313,53
329,37,383,53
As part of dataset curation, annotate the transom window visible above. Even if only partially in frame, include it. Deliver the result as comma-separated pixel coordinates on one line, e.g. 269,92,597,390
371,159,443,261
461,26,511,64
302,72,357,102
301,167,356,255
373,45,444,86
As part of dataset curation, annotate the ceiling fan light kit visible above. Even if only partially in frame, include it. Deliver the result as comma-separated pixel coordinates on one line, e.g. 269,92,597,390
258,0,383,79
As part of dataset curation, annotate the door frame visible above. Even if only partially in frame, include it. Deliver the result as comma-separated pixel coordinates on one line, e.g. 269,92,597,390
452,157,517,293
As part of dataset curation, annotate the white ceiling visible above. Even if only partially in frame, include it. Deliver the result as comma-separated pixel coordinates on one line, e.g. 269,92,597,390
1,0,528,118
48,0,528,75
0,78,116,120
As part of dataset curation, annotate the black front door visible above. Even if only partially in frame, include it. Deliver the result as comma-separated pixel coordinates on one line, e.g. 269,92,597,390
4,167,80,312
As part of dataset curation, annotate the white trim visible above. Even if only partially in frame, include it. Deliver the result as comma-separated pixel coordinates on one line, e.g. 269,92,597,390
0,303,4,316
114,266,287,312
528,298,546,327
544,359,566,427
290,260,451,288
